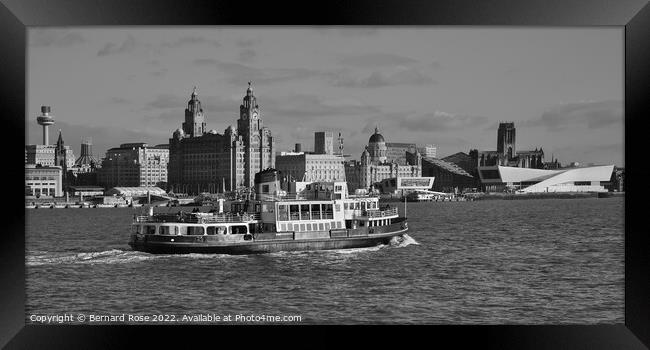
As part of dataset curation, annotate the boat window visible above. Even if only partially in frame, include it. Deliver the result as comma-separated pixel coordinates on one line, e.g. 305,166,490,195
359,221,365,227
279,223,286,231
289,205,300,220
143,225,156,235
187,226,205,235
323,204,333,219
310,204,321,220
344,203,349,210
278,205,288,221
361,202,366,210
300,224,305,232
159,226,171,235
132,225,141,233
319,223,324,231
324,222,330,230
335,204,341,212
354,202,360,210
337,222,342,229
300,205,310,220
231,225,248,234
331,221,337,229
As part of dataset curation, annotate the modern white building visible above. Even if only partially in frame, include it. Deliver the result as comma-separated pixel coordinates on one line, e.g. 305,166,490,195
477,165,615,193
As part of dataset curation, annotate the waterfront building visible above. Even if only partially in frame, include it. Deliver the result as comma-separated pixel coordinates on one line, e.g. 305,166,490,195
473,122,545,169
417,144,437,159
25,134,75,169
385,142,416,165
477,165,615,193
375,177,435,195
314,132,334,155
275,151,346,183
25,164,63,198
97,143,169,188
421,157,475,193
345,127,422,192
385,142,437,165
442,152,476,175
168,84,275,194
68,138,101,186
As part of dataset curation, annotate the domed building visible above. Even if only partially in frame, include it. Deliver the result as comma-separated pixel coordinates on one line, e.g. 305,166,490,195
345,127,424,193
367,127,388,163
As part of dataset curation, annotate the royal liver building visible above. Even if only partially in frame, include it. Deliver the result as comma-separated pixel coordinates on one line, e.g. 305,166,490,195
168,83,275,194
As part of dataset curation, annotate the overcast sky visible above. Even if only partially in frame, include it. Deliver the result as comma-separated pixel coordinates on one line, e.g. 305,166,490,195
27,27,623,166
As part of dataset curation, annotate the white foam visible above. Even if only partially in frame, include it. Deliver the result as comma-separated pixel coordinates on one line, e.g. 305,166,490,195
26,249,156,266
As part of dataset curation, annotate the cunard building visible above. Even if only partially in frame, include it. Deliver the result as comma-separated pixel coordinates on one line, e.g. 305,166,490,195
168,83,275,194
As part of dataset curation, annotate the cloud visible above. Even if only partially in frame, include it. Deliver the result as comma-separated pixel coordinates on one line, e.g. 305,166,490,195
431,61,442,69
339,53,418,67
258,94,382,120
193,58,218,66
238,48,257,63
97,35,137,56
236,38,260,47
109,97,131,104
333,67,435,88
212,61,327,85
30,29,85,47
146,94,189,110
524,100,623,131
161,36,220,48
150,68,168,77
396,111,490,132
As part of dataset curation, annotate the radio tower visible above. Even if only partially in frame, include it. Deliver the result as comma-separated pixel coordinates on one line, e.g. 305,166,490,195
36,106,55,145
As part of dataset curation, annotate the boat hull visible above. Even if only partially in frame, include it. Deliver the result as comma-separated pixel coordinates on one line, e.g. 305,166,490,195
129,221,408,255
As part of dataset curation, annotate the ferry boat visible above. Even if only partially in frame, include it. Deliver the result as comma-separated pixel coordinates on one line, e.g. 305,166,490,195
129,169,408,255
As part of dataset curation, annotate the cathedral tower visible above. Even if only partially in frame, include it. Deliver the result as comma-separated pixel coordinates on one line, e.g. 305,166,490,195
497,122,516,160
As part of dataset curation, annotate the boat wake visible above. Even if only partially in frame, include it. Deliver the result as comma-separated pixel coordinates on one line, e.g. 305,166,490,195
389,233,420,248
26,249,156,266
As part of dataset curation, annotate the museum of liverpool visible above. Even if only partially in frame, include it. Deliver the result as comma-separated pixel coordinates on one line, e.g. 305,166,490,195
477,165,615,193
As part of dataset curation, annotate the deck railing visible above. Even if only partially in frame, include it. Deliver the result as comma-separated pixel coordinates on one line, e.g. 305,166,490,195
363,207,399,218
134,213,260,224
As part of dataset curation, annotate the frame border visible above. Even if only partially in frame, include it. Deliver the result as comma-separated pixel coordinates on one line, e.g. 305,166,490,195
1,0,648,348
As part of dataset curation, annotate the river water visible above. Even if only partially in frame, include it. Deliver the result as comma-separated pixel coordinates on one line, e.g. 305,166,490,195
25,197,624,324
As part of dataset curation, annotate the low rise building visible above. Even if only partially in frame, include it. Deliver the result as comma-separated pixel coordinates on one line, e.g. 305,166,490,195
25,164,63,198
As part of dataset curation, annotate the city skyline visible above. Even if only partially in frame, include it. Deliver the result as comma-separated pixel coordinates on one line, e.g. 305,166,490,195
27,27,623,166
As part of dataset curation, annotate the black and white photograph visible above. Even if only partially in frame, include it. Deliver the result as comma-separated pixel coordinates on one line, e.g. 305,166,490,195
22,25,627,327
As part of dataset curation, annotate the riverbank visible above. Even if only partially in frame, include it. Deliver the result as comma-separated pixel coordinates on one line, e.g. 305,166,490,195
469,192,624,201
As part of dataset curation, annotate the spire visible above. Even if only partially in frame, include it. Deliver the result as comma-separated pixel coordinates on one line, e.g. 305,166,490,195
192,86,198,97
374,126,379,134
56,129,64,146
